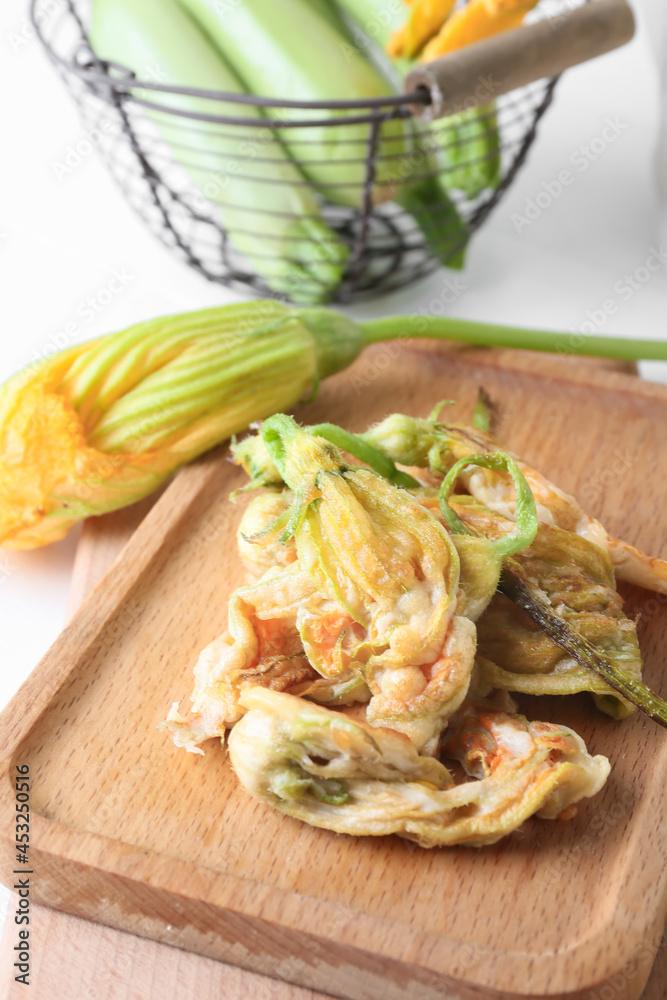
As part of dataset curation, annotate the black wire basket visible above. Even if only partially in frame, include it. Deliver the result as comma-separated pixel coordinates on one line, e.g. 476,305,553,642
32,0,604,304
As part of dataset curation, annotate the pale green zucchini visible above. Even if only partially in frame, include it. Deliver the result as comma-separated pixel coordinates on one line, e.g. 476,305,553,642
313,0,469,265
176,0,413,209
90,0,349,302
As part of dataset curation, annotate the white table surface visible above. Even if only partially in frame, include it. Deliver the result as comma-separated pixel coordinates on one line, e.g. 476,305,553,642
1,0,666,943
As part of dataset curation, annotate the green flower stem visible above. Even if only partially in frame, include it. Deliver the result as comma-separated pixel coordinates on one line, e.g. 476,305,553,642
439,454,538,559
360,316,667,361
310,423,419,489
500,564,667,728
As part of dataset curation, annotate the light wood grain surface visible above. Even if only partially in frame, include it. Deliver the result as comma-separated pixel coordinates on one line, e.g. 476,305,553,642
0,345,665,1000
3,899,662,1000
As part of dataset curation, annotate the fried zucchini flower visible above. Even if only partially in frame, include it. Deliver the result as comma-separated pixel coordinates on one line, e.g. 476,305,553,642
236,491,298,582
419,489,643,718
228,688,610,848
167,416,503,755
0,303,363,549
372,433,663,724
235,432,538,626
362,406,667,594
166,411,667,754
256,414,479,752
162,563,321,753
477,524,642,718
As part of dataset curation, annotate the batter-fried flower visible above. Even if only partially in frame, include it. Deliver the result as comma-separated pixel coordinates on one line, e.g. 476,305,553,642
363,406,667,593
228,688,610,847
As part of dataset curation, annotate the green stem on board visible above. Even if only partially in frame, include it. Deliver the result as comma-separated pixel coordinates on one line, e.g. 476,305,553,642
360,316,667,362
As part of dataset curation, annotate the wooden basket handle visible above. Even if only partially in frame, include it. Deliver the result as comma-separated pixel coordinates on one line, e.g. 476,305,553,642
405,0,635,120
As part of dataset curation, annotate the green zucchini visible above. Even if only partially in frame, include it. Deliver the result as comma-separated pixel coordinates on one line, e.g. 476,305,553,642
90,0,349,302
177,0,413,209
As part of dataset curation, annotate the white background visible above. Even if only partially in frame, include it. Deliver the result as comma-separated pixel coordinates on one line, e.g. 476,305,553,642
1,0,666,942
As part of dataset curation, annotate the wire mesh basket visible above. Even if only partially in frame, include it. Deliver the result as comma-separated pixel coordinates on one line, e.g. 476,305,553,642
31,0,621,304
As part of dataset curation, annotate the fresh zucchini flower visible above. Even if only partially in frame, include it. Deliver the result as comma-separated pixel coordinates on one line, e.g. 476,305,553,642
363,406,667,594
0,303,364,549
6,299,663,553
228,688,610,848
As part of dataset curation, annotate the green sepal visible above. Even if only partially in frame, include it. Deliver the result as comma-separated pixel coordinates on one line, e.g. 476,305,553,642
310,423,419,489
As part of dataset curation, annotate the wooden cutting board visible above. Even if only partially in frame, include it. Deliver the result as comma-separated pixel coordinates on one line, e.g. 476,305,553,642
1,342,666,1000
2,490,666,1000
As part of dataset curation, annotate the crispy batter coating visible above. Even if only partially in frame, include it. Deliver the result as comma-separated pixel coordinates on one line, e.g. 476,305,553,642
229,689,609,847
237,490,297,581
162,565,319,753
414,488,642,717
364,412,667,594
165,418,490,754
164,412,619,847
294,467,470,752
